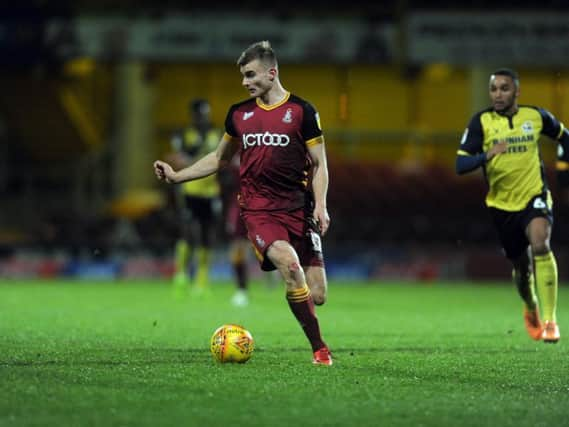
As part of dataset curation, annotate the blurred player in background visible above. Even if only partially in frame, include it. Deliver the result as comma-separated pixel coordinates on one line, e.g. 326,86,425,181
154,41,333,365
218,156,250,307
456,68,569,343
167,99,222,296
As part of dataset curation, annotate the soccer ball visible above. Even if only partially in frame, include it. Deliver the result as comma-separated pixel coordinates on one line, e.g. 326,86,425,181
210,324,254,363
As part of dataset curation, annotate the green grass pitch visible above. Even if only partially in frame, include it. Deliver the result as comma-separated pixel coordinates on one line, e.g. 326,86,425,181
1,279,568,427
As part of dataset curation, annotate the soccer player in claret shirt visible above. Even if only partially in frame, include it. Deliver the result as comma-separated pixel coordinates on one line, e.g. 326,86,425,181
154,40,333,365
456,68,569,343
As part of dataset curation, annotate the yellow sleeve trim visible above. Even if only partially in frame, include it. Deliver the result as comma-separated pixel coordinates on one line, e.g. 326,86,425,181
223,132,240,144
556,161,569,171
457,149,472,156
556,123,565,139
306,135,324,147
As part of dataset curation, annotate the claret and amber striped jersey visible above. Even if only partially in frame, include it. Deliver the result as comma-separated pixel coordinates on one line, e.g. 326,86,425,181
457,105,569,211
223,92,324,212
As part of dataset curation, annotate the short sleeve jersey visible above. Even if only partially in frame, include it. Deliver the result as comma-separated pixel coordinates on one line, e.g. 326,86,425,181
171,126,221,198
457,105,569,211
224,92,324,211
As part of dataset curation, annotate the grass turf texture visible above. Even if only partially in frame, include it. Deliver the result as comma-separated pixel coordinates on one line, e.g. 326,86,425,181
1,279,568,427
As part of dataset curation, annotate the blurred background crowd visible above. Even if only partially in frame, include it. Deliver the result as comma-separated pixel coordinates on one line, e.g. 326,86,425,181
1,0,569,282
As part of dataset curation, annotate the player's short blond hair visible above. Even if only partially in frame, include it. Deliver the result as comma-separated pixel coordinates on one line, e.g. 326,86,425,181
237,40,277,68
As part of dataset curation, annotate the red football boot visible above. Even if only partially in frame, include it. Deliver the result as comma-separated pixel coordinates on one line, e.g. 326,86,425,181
312,347,333,366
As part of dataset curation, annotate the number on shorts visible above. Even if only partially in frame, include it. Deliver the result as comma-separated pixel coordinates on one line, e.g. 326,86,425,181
533,197,547,209
310,231,322,252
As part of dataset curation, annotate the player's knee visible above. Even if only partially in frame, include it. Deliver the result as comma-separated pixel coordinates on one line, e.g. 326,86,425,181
270,243,298,270
312,281,328,305
286,261,304,282
312,291,327,306
306,269,328,305
531,241,550,256
275,256,304,287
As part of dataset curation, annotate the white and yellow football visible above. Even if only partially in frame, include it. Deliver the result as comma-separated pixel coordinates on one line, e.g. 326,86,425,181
210,324,254,363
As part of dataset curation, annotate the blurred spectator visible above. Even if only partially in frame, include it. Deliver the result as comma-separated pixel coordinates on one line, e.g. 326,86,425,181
303,29,339,62
356,18,391,64
43,18,80,74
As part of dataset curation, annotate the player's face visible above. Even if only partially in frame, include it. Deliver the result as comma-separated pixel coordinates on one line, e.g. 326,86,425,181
240,59,275,98
489,74,519,114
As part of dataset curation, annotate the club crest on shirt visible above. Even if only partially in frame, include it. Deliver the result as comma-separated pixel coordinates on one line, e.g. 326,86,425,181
521,121,533,133
282,108,293,123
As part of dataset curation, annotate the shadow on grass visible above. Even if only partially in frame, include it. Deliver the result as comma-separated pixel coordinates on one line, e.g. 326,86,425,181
0,343,546,368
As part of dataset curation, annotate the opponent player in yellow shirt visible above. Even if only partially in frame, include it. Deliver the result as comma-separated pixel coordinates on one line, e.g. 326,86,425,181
168,99,221,295
456,68,569,343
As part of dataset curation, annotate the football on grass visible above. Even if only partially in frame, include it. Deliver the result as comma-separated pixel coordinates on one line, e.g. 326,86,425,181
210,324,254,363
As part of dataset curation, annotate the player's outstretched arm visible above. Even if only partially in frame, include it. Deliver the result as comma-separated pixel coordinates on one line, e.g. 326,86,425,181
308,142,330,236
154,134,239,185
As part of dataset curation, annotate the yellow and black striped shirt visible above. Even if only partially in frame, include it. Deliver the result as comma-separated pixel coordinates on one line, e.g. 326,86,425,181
457,105,569,211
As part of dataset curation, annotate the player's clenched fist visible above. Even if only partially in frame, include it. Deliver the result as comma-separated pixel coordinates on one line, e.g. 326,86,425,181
153,160,177,184
486,140,508,161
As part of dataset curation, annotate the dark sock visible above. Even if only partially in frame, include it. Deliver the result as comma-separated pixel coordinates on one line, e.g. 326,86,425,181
286,285,326,352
